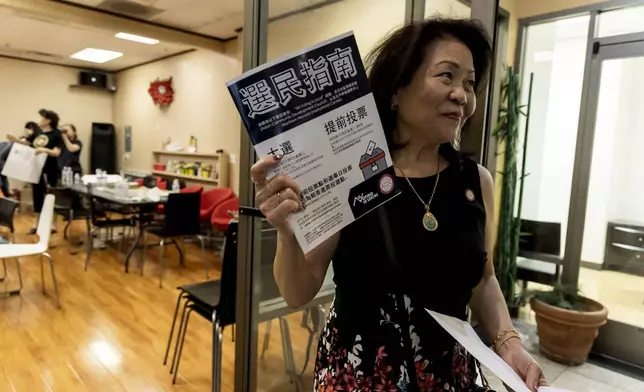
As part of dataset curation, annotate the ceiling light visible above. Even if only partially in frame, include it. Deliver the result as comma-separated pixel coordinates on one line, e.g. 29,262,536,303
115,32,159,45
70,48,123,64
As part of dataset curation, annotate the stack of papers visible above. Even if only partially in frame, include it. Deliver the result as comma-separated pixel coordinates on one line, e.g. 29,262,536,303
427,310,572,392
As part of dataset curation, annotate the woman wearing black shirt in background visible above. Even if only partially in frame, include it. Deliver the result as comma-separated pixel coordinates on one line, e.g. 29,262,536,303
30,109,63,234
59,124,83,175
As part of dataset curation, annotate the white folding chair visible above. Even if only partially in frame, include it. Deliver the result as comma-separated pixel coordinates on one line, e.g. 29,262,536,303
0,194,60,307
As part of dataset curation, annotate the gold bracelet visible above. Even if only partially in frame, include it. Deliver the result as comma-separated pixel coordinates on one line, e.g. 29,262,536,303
493,328,515,346
494,331,521,353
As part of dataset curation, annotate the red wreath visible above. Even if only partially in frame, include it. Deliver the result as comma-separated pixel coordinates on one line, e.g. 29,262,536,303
148,77,174,107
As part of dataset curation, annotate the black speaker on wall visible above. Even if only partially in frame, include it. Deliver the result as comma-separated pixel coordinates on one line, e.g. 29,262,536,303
90,123,116,174
79,71,108,89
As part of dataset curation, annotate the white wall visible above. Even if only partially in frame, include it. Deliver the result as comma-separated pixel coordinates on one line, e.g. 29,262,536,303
113,50,241,192
0,57,113,175
267,0,407,61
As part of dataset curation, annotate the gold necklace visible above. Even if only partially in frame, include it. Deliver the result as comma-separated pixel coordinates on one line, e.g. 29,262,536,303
396,155,441,232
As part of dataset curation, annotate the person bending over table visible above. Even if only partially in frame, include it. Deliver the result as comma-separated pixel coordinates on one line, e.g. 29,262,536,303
30,109,63,234
251,18,547,392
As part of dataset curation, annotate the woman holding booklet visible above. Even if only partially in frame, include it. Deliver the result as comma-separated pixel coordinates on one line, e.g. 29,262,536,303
252,17,546,392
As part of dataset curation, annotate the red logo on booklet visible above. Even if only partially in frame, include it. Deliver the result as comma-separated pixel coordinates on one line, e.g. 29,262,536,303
378,174,394,194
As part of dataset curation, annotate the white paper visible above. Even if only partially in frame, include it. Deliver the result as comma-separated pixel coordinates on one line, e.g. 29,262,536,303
427,310,572,392
1,143,46,184
81,174,123,184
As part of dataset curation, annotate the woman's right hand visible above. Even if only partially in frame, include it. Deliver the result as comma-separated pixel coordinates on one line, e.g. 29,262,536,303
7,134,18,143
251,154,305,235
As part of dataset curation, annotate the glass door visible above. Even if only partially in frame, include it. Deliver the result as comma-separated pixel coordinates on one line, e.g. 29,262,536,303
576,38,644,366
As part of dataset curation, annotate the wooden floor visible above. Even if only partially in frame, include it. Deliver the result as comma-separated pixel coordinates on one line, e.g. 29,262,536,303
0,212,319,392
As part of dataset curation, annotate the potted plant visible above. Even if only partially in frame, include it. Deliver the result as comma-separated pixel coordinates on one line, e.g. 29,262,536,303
493,66,532,317
528,284,608,365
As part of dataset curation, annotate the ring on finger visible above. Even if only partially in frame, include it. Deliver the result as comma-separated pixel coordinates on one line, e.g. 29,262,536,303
276,191,283,204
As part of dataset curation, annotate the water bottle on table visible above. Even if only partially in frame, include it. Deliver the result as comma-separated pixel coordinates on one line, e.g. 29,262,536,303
172,179,180,192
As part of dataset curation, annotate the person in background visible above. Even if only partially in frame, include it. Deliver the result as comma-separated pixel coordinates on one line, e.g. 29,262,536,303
7,121,41,146
2,122,43,197
59,124,83,175
252,18,547,392
30,109,63,235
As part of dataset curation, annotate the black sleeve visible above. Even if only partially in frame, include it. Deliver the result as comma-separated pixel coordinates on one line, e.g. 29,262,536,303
50,130,63,150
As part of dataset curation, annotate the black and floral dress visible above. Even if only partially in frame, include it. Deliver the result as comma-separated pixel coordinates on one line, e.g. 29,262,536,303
314,158,488,392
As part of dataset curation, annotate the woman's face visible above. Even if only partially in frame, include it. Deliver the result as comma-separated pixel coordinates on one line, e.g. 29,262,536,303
63,126,76,140
38,116,50,128
395,37,477,145
24,127,34,137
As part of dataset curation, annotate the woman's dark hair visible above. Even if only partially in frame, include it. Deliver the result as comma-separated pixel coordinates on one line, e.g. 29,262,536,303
38,108,60,129
24,121,40,132
366,17,492,164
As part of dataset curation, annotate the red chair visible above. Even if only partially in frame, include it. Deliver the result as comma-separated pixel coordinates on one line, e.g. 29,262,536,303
181,185,203,194
211,197,239,232
200,188,234,223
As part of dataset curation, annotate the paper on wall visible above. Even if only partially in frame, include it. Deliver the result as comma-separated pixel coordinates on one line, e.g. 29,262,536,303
427,310,573,392
1,143,46,184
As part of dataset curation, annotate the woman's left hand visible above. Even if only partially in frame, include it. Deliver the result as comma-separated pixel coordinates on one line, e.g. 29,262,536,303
35,147,47,155
497,339,548,391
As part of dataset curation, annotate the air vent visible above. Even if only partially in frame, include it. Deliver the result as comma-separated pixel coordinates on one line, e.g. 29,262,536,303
0,45,63,60
25,50,63,59
97,0,163,19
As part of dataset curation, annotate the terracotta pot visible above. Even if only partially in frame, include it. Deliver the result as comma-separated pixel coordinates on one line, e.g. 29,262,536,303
530,297,608,366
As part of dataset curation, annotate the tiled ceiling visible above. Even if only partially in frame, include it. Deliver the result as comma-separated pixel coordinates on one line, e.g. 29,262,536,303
62,0,336,40
0,7,192,71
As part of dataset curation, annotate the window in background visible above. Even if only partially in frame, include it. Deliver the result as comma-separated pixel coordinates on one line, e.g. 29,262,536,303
518,16,590,257
582,56,644,267
425,0,470,18
597,4,644,38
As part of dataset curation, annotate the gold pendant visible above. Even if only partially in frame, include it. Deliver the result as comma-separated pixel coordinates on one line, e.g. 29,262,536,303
422,211,438,231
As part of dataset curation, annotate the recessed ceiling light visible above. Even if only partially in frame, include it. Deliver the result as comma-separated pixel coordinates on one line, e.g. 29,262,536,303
70,48,123,64
115,32,159,45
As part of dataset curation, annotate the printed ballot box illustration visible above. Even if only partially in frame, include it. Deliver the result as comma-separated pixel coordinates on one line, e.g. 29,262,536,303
359,141,387,180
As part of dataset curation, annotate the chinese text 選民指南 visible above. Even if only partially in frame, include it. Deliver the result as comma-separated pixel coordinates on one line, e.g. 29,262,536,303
238,46,358,119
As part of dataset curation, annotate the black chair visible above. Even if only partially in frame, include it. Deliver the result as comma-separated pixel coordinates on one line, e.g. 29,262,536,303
516,219,562,289
48,186,90,254
142,192,207,288
163,221,238,386
164,218,326,389
0,197,20,295
84,184,136,271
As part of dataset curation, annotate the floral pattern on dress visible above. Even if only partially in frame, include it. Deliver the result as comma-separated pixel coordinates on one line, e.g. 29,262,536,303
314,295,481,392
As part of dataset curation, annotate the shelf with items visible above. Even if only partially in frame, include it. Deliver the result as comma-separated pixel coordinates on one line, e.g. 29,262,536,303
151,170,219,185
152,150,220,159
152,150,229,188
